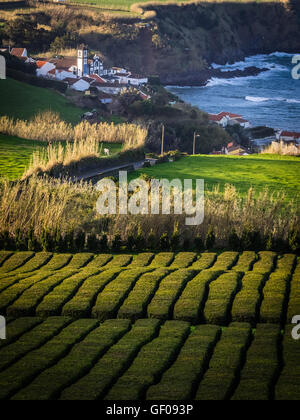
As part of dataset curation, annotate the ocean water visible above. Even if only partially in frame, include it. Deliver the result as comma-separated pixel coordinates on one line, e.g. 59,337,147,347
167,53,300,131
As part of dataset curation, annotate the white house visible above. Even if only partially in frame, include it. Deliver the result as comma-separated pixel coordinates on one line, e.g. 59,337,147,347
127,74,148,86
36,61,56,78
228,117,251,129
95,83,125,95
278,131,300,144
65,78,90,92
208,114,228,128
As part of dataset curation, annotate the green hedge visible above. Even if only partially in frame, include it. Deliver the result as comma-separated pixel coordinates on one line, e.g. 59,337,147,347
275,326,300,401
147,270,197,320
12,252,53,274
232,324,280,400
287,259,300,324
62,270,120,318
195,323,252,400
147,325,221,400
0,319,97,400
104,321,190,400
173,270,223,323
36,271,99,317
91,269,148,321
169,252,197,269
60,319,161,401
104,255,133,269
0,271,55,314
231,273,266,325
42,254,72,271
7,68,68,94
0,317,42,351
232,251,257,272
12,319,131,401
118,269,170,322
203,272,243,325
252,252,277,274
191,253,217,270
66,253,95,270
209,252,239,271
83,254,113,270
0,317,72,374
0,251,13,267
0,252,35,273
6,271,78,318
259,271,290,324
148,252,175,268
128,253,155,268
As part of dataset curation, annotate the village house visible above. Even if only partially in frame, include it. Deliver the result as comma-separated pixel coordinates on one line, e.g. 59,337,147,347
277,130,300,144
208,112,250,128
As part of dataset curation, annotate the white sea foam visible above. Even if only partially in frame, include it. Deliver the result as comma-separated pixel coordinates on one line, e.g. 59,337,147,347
246,96,269,102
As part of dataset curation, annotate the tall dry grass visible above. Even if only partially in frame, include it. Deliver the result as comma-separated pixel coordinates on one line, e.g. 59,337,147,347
0,111,148,147
262,141,300,156
0,177,298,248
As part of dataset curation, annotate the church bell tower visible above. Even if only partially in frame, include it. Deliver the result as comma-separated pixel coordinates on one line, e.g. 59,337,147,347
77,45,88,77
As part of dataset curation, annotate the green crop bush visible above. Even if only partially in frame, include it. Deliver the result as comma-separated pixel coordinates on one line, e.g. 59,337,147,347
41,254,72,271
191,253,217,270
0,271,55,313
83,254,112,270
0,272,36,294
0,252,35,273
169,253,197,269
0,317,43,351
0,251,13,268
203,272,243,325
36,271,98,317
149,252,174,268
118,269,170,321
91,269,146,321
173,270,222,323
62,270,119,318
128,253,154,268
252,251,277,274
0,319,97,400
195,323,252,400
0,317,72,374
147,270,197,320
6,271,81,318
67,253,94,270
104,321,190,401
210,252,239,271
12,252,53,274
232,251,257,272
60,319,161,401
275,326,300,401
231,273,266,325
104,254,132,269
13,319,132,401
259,271,290,324
287,261,300,323
232,324,280,400
147,325,221,400
275,254,296,274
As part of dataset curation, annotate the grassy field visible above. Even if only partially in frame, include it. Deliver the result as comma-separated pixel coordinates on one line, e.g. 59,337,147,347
132,154,300,198
0,250,298,400
0,79,85,124
0,134,123,180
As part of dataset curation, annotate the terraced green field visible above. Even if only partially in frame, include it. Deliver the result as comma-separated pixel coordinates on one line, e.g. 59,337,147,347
0,250,299,400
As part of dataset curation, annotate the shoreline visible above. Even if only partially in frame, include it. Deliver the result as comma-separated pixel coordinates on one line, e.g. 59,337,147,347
161,66,269,87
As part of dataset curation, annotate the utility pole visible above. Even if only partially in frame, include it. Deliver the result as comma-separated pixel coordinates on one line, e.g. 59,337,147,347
161,124,165,156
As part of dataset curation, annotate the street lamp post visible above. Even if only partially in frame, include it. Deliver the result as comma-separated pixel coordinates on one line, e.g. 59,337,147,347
193,132,200,155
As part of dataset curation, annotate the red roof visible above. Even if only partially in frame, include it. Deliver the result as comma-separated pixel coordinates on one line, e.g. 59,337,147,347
89,74,107,84
10,48,26,57
36,61,48,69
208,114,226,122
281,131,300,139
218,112,242,119
227,142,234,148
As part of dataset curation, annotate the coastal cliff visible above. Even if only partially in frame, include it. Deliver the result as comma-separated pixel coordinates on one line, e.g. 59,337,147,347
83,1,300,84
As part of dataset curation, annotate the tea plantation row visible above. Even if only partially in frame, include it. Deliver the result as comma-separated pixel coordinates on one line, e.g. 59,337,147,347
0,318,298,400
0,251,298,326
